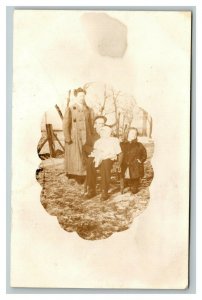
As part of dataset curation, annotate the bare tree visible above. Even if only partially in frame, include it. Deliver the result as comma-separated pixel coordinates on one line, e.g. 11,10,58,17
84,82,152,138
100,84,108,115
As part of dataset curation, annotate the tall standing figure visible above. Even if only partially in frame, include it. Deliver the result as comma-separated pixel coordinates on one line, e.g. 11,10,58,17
63,88,94,179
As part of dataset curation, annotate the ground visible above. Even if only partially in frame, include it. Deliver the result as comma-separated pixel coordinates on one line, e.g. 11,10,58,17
36,141,154,240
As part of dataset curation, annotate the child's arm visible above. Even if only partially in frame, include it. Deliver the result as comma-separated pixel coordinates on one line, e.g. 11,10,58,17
88,140,99,157
89,145,103,167
137,144,147,163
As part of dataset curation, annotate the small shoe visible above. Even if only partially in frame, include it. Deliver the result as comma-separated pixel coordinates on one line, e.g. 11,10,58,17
131,187,138,194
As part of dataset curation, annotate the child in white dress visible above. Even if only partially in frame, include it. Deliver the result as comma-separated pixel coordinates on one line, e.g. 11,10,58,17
89,126,122,200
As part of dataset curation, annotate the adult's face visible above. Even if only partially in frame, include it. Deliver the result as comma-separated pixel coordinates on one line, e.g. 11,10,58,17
76,92,85,105
128,129,138,142
94,118,105,134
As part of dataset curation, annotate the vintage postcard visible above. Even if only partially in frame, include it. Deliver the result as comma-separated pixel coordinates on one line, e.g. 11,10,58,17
11,10,191,288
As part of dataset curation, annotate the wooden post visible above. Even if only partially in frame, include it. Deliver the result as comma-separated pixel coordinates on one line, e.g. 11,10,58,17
37,137,48,154
117,112,121,137
148,115,152,138
142,109,148,136
52,132,65,151
46,124,56,157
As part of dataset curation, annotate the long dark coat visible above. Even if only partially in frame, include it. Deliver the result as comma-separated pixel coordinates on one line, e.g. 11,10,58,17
63,104,94,176
121,140,147,179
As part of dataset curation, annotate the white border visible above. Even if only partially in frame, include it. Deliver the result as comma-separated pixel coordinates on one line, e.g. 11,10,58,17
1,0,200,299
0,0,6,297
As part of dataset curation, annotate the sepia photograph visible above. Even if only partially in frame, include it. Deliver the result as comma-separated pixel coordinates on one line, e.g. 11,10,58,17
36,83,154,240
10,9,191,289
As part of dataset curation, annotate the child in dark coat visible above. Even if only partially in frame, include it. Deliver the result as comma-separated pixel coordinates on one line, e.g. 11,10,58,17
120,128,147,194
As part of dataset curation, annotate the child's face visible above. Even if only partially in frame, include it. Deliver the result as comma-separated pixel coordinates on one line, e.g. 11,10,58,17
94,118,105,134
128,129,138,141
100,126,111,138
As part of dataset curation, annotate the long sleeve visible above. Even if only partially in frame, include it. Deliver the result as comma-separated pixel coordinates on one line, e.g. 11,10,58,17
63,107,72,143
140,143,147,163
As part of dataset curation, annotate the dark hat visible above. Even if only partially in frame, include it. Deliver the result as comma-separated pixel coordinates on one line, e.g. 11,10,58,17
74,87,86,97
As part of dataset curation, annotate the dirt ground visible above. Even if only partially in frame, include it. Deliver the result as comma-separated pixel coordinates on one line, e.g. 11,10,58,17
36,147,154,240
